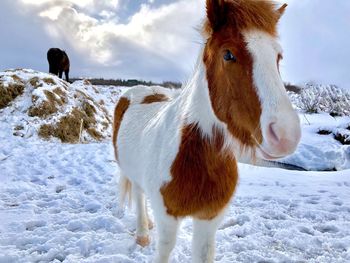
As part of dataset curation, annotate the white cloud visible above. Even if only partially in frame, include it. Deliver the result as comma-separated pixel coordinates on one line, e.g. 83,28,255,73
17,0,204,80
1,0,350,88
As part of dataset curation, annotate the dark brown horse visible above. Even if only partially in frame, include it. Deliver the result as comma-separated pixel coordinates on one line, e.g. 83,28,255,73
47,48,70,82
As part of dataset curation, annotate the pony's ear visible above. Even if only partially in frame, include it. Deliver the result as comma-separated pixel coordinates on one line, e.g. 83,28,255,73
276,3,287,20
206,0,227,31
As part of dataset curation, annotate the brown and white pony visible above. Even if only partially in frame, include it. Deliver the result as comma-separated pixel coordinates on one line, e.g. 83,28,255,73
113,0,301,262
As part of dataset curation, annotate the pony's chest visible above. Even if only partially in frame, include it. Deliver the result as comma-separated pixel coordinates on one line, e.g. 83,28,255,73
160,124,238,220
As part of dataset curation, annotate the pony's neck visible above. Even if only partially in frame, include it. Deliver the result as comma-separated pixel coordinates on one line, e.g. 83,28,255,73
180,50,220,136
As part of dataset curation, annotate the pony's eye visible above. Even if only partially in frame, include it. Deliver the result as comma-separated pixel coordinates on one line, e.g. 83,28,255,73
224,50,237,62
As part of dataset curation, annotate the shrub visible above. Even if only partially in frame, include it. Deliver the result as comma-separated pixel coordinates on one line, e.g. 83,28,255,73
290,83,350,116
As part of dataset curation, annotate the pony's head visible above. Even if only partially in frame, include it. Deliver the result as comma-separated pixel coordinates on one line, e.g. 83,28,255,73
203,0,300,160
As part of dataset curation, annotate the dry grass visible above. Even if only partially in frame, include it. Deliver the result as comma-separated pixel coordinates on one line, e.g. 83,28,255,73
28,89,69,118
43,78,56,85
46,90,65,106
28,100,57,117
53,87,67,101
82,101,96,118
39,107,103,143
0,81,25,109
83,79,92,85
28,92,57,118
11,75,22,82
74,90,93,101
92,86,100,94
29,77,42,88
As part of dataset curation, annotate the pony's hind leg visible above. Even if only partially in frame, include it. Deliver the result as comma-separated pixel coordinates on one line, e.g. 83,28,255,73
133,184,151,247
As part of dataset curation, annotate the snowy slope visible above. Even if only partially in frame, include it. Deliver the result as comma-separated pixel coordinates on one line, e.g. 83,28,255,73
1,138,350,263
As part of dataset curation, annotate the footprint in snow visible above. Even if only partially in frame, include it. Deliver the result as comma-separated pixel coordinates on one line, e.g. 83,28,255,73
55,185,66,193
305,197,321,205
314,224,339,234
84,202,101,213
66,220,85,232
298,225,315,236
25,220,46,231
318,190,328,193
332,200,343,206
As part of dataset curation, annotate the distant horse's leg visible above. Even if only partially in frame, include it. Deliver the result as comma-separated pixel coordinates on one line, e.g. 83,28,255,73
59,70,63,79
49,66,58,76
133,184,151,247
192,211,226,263
65,70,69,83
153,211,180,263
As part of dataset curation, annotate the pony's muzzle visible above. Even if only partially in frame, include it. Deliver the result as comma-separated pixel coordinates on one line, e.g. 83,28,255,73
259,113,301,160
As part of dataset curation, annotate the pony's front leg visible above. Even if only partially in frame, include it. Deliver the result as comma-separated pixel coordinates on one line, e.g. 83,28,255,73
192,212,226,263
154,213,180,263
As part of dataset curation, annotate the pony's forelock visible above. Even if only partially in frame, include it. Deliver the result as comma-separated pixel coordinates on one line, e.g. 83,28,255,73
204,0,283,37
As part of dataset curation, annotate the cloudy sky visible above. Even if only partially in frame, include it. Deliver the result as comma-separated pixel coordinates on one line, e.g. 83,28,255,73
0,0,349,88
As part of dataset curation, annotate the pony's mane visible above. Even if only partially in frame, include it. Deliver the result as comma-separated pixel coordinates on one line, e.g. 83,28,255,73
204,0,281,36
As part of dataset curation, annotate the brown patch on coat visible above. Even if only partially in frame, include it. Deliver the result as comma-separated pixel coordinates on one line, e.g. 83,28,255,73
204,0,283,37
113,97,130,161
161,124,238,220
141,93,169,104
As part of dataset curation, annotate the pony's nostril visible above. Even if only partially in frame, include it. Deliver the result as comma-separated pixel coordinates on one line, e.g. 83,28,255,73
268,122,280,144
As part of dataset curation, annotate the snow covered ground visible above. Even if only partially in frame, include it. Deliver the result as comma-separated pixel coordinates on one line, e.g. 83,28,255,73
1,137,350,262
282,113,350,171
1,70,350,262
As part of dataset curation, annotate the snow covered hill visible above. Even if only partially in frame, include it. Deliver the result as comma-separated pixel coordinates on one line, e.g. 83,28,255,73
1,69,350,262
0,69,117,143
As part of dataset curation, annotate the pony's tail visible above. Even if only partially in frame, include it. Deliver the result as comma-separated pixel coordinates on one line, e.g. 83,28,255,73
119,175,132,209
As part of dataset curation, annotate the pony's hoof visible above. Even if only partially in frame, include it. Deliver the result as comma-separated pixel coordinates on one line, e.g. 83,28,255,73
148,219,154,230
136,235,150,247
